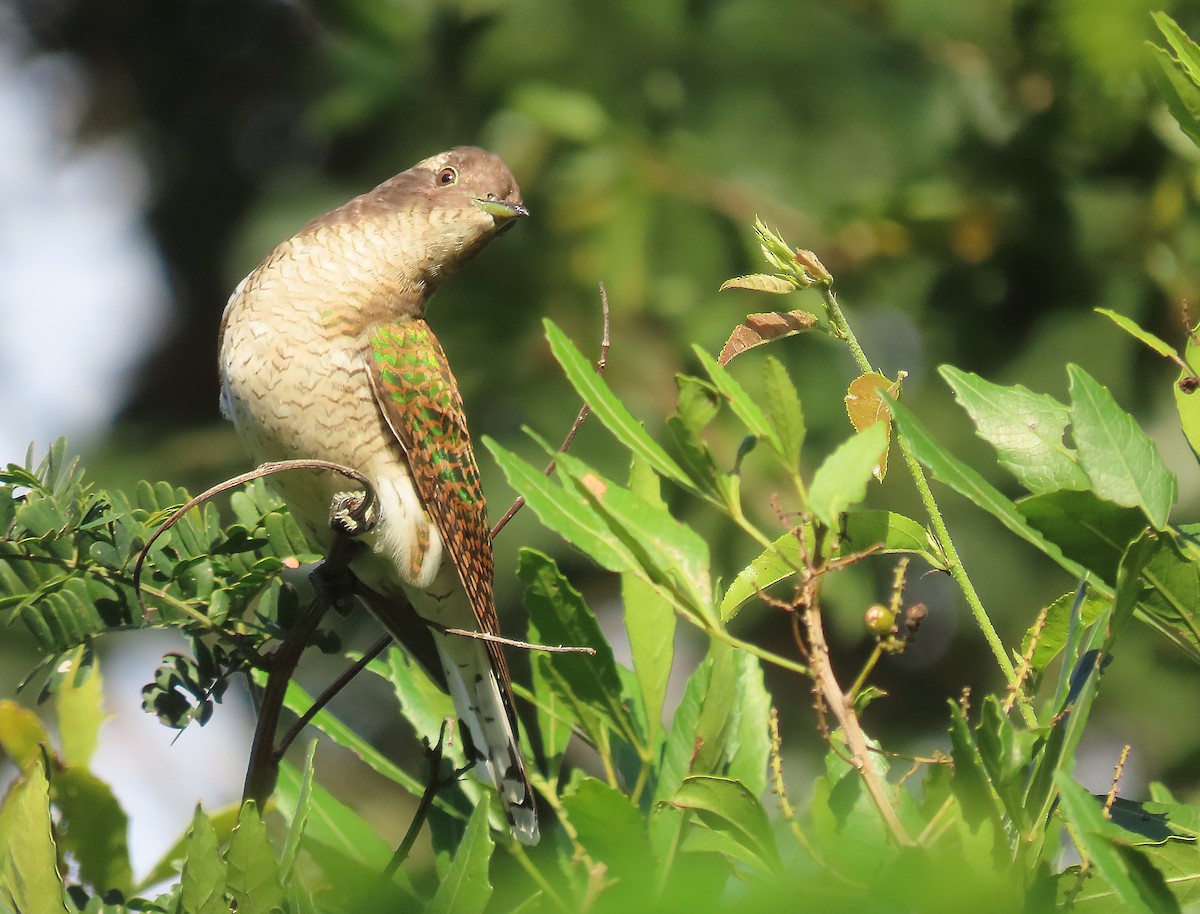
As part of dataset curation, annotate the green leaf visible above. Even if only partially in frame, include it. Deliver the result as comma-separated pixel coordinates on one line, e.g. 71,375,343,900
763,355,805,470
1147,12,1200,148
722,652,771,799
946,699,1005,834
887,396,1091,581
136,803,239,894
561,778,653,884
0,700,50,769
1017,490,1146,585
940,365,1089,494
278,678,458,811
54,766,133,895
486,437,638,573
0,753,69,914
1068,365,1176,530
693,345,783,459
1096,308,1179,360
1132,530,1200,664
1056,775,1179,914
280,741,317,885
622,460,676,745
548,448,714,623
274,762,392,872
1019,589,1110,675
807,424,888,527
669,776,781,876
54,648,104,768
225,802,283,914
520,549,638,750
544,320,694,492
427,797,494,914
176,806,229,914
1174,322,1200,461
719,510,942,621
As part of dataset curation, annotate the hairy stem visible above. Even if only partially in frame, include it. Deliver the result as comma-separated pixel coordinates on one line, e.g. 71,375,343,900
821,286,1035,726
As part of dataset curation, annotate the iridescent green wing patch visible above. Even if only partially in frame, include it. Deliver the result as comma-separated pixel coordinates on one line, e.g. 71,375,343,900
366,320,500,639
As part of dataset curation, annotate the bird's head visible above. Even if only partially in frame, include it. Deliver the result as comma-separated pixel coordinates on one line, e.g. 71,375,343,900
374,146,528,287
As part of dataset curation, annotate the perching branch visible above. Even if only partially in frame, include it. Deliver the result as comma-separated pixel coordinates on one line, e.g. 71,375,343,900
491,281,611,539
133,458,376,622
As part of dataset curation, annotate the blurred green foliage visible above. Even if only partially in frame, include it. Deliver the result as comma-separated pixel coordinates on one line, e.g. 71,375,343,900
9,0,1200,848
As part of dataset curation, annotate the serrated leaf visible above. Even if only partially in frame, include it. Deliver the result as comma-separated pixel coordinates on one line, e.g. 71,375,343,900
176,806,229,914
561,778,653,884
941,365,1089,495
622,460,675,746
1133,530,1200,664
1019,589,1110,675
1147,13,1200,147
716,310,817,366
693,345,781,458
486,438,637,573
886,396,1091,581
763,356,805,470
669,776,781,876
549,448,714,623
1068,365,1176,529
427,797,494,914
280,741,317,885
0,753,69,914
520,549,637,749
225,802,283,914
808,424,888,527
54,766,133,894
1017,490,1146,585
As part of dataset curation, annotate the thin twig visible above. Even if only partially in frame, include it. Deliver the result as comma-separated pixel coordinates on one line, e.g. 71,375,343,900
1103,745,1132,820
242,531,359,806
383,719,453,879
134,458,375,622
275,633,393,760
491,282,611,539
430,621,596,655
805,600,915,846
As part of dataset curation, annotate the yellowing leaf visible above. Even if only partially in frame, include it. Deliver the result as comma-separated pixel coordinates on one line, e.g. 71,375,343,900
844,372,900,480
719,274,795,294
717,311,817,366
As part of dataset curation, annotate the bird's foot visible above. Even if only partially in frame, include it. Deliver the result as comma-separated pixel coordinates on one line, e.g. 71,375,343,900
328,490,378,537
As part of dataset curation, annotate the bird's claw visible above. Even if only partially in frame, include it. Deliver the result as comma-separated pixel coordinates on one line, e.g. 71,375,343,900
329,490,378,537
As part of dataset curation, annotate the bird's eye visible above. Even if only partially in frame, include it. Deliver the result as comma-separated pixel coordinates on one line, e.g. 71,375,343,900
436,166,459,187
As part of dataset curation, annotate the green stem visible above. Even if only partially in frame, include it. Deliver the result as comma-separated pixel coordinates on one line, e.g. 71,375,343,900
847,643,884,701
821,286,1036,727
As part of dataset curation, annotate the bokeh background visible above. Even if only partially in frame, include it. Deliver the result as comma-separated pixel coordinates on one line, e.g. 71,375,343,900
3,0,1200,876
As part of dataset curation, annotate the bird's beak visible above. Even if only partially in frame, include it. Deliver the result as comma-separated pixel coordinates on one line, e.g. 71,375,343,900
474,198,530,221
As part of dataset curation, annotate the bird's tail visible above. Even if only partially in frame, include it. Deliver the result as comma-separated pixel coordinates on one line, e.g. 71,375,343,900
432,629,540,845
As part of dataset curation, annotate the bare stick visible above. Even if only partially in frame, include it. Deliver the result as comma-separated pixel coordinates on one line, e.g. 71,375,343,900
491,282,612,540
805,600,915,846
276,633,393,760
134,458,375,622
430,620,596,655
242,530,360,806
384,719,453,879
